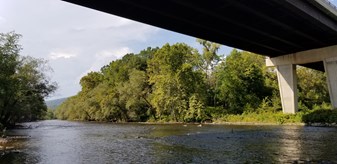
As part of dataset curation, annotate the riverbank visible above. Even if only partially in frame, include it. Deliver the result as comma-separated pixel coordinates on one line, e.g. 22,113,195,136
209,109,337,126
139,120,337,127
139,121,306,127
212,111,303,125
0,135,28,155
135,109,337,126
0,137,15,151
209,121,305,126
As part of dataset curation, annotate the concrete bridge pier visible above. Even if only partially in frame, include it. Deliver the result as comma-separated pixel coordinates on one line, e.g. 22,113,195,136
266,45,337,113
276,64,298,114
324,57,337,109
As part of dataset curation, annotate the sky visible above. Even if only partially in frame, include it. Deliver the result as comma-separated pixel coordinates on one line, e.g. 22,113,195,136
0,0,336,100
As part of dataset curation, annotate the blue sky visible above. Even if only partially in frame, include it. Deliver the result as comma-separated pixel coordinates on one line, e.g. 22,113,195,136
0,0,336,100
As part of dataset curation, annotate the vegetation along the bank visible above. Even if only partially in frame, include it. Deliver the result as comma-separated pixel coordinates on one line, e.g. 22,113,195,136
0,32,57,128
54,38,336,124
1,31,336,128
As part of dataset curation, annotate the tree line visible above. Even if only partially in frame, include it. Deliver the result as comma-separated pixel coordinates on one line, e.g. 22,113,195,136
55,40,330,122
0,32,331,127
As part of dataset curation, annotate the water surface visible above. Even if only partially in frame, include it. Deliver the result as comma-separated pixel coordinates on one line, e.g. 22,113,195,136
2,120,337,163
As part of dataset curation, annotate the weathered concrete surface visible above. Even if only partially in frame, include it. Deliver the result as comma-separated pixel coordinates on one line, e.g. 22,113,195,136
266,44,337,67
324,57,337,109
276,64,298,114
268,45,337,113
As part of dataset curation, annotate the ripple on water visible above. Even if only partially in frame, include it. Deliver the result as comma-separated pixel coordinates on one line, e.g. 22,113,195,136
2,121,337,163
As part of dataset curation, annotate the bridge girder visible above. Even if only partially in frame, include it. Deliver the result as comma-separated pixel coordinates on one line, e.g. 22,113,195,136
62,0,337,71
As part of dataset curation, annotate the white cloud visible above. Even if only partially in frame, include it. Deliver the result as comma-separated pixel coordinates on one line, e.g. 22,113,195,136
49,51,77,60
0,16,5,23
90,47,132,71
96,47,131,58
76,47,132,81
0,0,195,100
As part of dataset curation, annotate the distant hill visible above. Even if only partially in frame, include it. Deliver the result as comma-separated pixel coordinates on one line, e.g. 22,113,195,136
45,98,67,110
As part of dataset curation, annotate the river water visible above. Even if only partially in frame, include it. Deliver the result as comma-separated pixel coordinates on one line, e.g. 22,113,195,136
1,120,337,163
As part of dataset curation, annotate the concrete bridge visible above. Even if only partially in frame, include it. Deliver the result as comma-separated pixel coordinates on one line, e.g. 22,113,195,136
63,0,337,113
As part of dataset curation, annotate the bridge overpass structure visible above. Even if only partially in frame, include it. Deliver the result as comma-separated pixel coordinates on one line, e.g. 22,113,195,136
63,0,337,113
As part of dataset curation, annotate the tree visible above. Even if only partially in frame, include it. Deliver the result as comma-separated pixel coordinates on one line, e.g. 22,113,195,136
196,39,221,106
297,67,329,110
196,39,221,76
216,49,271,113
148,43,207,121
56,47,158,122
184,94,206,122
118,69,153,121
0,32,57,127
80,72,103,92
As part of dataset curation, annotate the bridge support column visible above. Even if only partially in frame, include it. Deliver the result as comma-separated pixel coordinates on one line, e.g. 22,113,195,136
324,57,337,109
266,45,337,113
276,64,298,114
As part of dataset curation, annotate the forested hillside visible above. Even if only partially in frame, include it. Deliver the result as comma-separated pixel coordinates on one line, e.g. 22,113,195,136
46,98,67,110
55,40,330,123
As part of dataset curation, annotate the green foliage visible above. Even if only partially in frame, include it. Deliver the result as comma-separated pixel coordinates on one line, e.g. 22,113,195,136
80,72,103,92
0,32,57,127
148,43,207,121
196,39,222,107
204,106,227,120
216,49,272,114
302,108,337,124
217,111,303,125
44,109,56,120
184,94,206,122
196,39,221,76
55,40,333,124
118,69,152,121
56,48,156,122
297,67,329,110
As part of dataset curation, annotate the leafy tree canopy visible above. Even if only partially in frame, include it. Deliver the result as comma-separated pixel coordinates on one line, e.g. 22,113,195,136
0,32,57,127
55,41,329,123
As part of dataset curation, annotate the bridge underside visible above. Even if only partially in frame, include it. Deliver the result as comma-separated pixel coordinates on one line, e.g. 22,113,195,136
63,0,337,113
64,0,337,71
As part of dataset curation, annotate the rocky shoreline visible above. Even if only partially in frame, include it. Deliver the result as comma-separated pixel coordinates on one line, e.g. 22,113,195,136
0,135,29,156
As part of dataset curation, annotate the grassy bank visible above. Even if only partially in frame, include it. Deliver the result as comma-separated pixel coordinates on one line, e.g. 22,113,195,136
211,109,337,125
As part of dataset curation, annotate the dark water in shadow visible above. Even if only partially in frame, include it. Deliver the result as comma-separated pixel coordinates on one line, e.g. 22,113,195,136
1,120,337,163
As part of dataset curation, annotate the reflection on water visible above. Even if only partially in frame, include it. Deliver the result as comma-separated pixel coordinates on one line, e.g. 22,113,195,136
1,120,337,163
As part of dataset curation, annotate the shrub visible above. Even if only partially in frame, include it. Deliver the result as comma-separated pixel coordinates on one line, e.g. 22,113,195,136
302,109,337,124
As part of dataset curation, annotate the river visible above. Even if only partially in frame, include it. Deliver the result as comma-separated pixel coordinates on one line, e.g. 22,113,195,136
1,120,337,163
